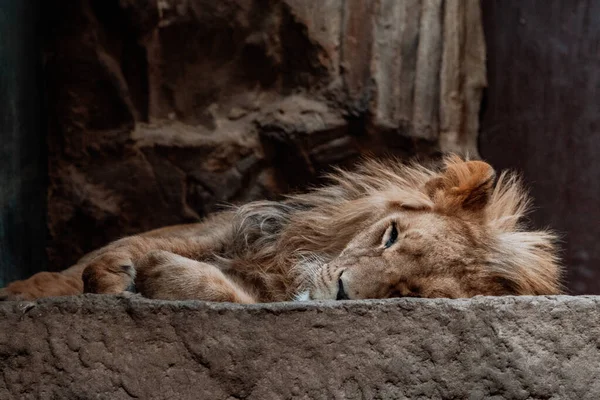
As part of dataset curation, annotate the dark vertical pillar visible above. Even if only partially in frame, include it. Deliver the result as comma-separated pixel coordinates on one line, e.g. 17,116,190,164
0,1,46,286
480,0,600,294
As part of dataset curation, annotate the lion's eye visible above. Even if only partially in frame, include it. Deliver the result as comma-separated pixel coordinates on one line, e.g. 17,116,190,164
382,223,398,249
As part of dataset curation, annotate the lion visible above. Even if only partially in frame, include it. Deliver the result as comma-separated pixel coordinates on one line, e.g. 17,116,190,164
0,155,562,303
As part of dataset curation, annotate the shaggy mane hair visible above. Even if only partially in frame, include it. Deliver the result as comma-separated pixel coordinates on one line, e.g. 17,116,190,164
215,155,561,300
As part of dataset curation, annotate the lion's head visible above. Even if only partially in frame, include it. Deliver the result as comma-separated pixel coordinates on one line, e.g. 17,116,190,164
292,155,562,301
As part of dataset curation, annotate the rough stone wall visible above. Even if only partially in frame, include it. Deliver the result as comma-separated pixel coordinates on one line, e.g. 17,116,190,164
1,295,597,399
44,0,486,269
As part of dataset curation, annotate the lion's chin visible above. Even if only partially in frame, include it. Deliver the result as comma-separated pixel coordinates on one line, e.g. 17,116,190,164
293,290,311,301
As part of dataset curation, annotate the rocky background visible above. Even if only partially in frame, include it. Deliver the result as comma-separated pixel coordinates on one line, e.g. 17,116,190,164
43,0,485,270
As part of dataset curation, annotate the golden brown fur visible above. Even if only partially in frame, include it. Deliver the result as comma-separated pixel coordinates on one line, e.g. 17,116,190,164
0,155,562,302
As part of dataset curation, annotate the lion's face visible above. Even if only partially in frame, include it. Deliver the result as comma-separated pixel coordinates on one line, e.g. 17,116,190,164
306,158,561,300
309,210,491,300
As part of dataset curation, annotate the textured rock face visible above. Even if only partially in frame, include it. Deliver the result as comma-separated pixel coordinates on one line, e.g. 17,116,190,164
43,0,486,269
1,295,598,399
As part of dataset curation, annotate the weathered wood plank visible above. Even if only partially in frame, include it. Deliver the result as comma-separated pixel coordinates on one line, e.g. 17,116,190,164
412,0,443,141
480,0,600,294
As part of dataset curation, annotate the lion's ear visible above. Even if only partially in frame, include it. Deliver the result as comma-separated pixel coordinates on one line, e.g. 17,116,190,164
425,156,496,214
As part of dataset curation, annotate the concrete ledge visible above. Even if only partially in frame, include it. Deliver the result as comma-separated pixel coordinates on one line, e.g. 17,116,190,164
0,295,597,399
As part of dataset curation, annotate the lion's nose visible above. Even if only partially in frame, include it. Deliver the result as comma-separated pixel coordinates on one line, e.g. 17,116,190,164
336,272,350,300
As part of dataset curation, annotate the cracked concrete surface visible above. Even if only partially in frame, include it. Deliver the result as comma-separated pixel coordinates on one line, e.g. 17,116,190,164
0,295,598,399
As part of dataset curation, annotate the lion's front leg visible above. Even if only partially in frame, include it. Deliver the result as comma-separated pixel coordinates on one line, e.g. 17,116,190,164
81,236,255,302
81,236,215,295
134,251,256,303
81,246,138,295
0,272,83,301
